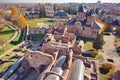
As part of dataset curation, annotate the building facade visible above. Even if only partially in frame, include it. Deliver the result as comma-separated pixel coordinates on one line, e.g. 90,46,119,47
45,4,55,17
67,5,105,38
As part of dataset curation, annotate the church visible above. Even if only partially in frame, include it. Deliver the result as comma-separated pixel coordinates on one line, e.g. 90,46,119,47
67,5,106,38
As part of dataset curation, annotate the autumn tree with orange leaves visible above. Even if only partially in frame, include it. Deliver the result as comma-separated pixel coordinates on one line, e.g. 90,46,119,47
10,6,18,21
11,6,18,17
17,16,28,29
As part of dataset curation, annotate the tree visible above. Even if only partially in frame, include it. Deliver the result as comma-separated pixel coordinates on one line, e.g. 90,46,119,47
105,23,113,32
53,5,56,12
10,6,18,17
67,6,72,14
17,16,28,29
102,63,113,73
65,6,76,15
92,50,98,57
93,34,105,50
40,5,46,18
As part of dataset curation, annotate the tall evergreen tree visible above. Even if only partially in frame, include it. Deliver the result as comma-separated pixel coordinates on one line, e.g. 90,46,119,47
93,34,105,50
53,5,56,12
105,23,113,32
68,6,72,14
40,5,46,18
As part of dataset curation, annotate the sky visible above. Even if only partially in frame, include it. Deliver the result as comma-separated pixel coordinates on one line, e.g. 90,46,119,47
0,0,120,3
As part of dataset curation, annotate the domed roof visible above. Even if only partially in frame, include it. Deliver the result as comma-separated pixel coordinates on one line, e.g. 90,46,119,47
54,10,68,17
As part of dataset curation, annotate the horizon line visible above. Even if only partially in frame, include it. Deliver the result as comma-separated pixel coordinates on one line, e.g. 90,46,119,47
0,2,119,4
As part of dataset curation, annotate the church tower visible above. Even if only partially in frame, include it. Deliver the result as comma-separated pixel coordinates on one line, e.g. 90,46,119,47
77,5,86,21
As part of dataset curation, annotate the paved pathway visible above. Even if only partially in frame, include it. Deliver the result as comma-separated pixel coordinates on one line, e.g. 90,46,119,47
101,34,120,70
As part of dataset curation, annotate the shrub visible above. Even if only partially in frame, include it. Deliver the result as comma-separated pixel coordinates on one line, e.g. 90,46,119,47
92,51,98,57
100,63,113,74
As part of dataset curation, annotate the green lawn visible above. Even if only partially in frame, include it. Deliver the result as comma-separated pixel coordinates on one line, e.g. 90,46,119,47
100,74,112,80
0,27,14,46
100,65,115,80
78,37,94,50
0,26,14,55
0,24,23,72
0,51,24,72
31,34,44,42
1,51,22,60
0,44,14,55
96,55,104,60
27,18,53,28
0,62,14,72
0,25,23,55
11,30,23,45
84,42,94,50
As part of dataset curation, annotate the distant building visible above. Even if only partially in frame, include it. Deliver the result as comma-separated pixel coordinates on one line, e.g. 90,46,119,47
29,28,46,34
25,8,40,19
45,4,55,17
97,1,101,4
67,5,105,38
112,20,120,34
29,23,49,34
53,10,69,21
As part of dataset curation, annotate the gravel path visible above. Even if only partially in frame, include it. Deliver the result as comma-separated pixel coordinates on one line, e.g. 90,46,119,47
102,34,120,70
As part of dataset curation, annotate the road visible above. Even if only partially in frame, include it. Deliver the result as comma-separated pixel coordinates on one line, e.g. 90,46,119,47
101,34,120,70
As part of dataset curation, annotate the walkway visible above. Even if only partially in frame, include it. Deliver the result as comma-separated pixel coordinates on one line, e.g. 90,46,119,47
101,34,120,70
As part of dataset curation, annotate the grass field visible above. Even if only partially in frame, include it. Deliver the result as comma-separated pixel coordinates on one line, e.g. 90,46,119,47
0,50,24,72
0,27,14,46
0,24,23,72
31,34,44,42
0,25,23,55
11,30,23,45
0,44,14,55
78,37,94,50
100,74,112,80
0,62,14,72
100,65,115,80
27,18,53,28
96,55,104,61
84,42,94,50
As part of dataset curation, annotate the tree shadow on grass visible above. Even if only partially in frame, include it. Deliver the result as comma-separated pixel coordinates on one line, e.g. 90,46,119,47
0,30,13,35
46,20,54,23
11,31,23,45
9,56,18,59
99,67,109,74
